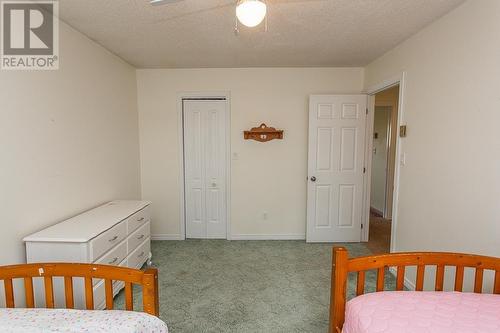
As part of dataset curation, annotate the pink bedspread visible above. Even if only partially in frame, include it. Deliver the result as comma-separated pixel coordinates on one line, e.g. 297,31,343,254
343,291,500,333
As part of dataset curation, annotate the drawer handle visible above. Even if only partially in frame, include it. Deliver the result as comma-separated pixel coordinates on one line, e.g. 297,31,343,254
137,234,145,240
108,257,118,264
137,217,145,222
138,251,145,258
108,235,118,242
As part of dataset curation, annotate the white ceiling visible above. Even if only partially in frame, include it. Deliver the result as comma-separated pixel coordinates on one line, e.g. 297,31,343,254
58,0,465,68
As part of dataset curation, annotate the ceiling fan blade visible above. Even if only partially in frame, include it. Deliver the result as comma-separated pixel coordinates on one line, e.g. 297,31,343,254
150,0,185,6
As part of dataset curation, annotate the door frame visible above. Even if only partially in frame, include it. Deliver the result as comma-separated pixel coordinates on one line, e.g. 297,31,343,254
177,92,232,240
362,72,406,253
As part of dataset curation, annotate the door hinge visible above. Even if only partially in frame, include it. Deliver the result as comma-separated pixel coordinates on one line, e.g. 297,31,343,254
361,224,364,229
363,167,366,173
366,108,368,115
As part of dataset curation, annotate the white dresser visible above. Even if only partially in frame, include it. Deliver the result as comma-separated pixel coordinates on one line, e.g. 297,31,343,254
23,200,152,310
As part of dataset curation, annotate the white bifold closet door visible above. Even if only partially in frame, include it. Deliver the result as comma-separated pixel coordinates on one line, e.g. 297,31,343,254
183,100,227,239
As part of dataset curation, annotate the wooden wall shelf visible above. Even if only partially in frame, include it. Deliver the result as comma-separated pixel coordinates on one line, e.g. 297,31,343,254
244,123,284,142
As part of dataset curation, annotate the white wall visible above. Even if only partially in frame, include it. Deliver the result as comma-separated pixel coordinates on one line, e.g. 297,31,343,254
0,20,141,272
137,68,364,239
365,0,500,287
370,106,390,213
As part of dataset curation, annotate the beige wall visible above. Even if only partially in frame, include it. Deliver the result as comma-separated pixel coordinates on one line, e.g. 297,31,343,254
0,20,141,274
365,0,500,266
137,68,364,239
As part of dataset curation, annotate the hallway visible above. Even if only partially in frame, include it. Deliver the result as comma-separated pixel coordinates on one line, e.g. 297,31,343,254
366,211,391,254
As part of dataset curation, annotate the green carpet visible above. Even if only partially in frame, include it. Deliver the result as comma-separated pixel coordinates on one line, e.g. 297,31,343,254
114,240,396,332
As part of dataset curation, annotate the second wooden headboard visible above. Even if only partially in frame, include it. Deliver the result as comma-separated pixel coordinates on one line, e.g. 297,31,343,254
329,247,500,333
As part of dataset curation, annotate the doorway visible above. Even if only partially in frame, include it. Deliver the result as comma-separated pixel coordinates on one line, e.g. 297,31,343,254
182,98,229,239
366,85,399,253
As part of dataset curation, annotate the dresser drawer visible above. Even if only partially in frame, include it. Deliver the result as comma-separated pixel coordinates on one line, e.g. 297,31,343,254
128,221,150,252
128,238,150,269
93,240,127,286
90,221,127,261
113,258,127,291
94,273,126,310
94,239,127,266
93,279,105,310
127,206,151,233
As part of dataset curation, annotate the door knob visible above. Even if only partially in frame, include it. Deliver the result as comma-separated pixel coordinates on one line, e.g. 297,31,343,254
310,176,316,182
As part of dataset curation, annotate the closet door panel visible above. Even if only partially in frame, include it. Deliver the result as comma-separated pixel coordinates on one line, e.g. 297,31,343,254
205,103,226,238
184,102,207,238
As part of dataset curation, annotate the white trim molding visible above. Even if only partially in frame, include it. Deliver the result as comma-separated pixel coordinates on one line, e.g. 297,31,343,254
151,234,184,241
389,266,415,290
363,72,406,253
230,234,306,240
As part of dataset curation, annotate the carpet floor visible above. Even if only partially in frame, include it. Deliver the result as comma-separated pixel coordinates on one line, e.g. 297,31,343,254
114,240,397,333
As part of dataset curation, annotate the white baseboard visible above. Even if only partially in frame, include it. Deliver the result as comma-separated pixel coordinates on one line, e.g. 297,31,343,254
389,266,416,290
230,234,306,240
151,234,184,240
152,234,306,241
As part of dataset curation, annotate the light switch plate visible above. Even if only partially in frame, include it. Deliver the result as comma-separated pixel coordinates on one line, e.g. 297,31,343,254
400,125,407,137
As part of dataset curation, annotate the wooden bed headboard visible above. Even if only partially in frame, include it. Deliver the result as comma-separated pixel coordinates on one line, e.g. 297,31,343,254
329,247,500,333
0,263,159,316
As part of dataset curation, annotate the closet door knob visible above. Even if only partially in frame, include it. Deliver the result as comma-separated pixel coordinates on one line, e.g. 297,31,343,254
310,176,316,182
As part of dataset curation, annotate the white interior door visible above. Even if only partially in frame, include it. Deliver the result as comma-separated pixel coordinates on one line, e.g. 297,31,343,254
306,95,367,242
183,100,227,239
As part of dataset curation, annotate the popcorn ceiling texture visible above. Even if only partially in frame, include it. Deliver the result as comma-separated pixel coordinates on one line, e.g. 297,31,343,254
58,0,464,68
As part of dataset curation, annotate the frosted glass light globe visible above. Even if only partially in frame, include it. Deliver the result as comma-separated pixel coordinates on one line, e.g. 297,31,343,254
236,0,267,28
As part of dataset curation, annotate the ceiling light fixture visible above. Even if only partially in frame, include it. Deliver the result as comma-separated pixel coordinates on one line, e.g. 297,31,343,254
236,0,267,28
